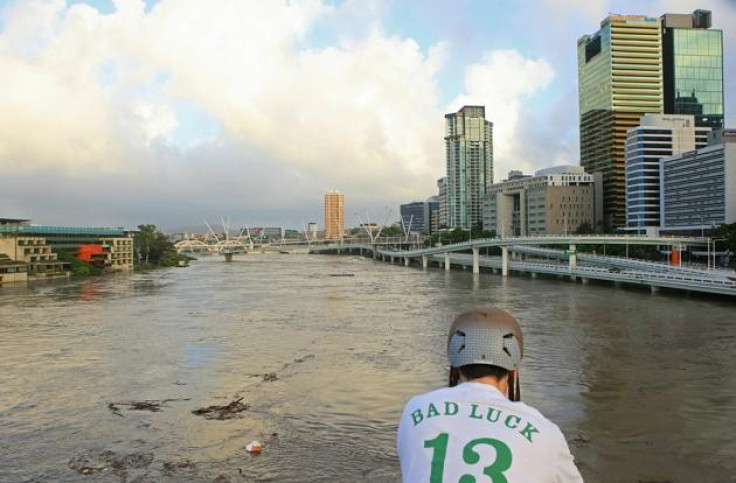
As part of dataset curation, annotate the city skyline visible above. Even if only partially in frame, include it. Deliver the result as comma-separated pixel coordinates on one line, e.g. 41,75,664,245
1,0,735,230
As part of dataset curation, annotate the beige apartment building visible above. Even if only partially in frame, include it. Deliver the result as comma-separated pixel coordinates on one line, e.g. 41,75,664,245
0,253,28,286
482,167,603,236
0,218,134,275
324,190,345,240
0,236,66,276
99,237,134,271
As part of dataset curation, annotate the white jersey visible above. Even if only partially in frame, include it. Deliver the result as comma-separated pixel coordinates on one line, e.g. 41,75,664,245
397,382,583,482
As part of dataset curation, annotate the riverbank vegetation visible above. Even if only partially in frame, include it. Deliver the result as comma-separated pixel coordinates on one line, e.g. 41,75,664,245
56,252,104,277
134,224,190,270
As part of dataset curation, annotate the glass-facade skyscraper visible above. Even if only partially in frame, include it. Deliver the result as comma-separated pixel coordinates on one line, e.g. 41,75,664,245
578,15,663,229
578,10,725,229
444,106,493,229
662,10,724,129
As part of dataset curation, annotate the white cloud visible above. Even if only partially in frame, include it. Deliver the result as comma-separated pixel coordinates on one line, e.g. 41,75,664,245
448,50,555,180
0,0,449,203
12,0,730,227
130,102,178,144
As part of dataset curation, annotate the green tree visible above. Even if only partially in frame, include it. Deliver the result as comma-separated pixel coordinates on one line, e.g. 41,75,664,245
575,222,595,235
56,251,104,277
134,224,185,267
380,224,404,238
712,223,736,265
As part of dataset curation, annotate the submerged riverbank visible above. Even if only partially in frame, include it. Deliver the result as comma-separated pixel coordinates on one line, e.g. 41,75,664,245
1,254,735,481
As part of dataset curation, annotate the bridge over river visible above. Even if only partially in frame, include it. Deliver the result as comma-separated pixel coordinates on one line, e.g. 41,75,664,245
311,235,736,297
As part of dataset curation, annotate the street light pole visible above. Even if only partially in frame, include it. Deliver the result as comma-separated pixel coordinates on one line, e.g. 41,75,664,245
712,238,727,269
707,237,711,271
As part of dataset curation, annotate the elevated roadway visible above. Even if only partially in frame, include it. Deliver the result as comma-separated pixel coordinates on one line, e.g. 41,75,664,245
310,235,735,297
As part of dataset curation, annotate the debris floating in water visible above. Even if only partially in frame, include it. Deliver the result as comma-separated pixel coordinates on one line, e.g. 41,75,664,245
262,372,278,382
245,440,263,454
191,397,250,420
107,398,190,416
328,273,354,277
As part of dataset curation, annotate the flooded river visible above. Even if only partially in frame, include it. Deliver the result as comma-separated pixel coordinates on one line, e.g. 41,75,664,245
1,254,735,482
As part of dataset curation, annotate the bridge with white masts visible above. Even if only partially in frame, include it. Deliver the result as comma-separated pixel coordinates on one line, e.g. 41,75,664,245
174,217,255,261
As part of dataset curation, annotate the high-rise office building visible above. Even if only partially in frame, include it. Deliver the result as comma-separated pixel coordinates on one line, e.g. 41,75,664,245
426,196,439,234
481,167,602,237
625,114,710,231
400,197,441,234
578,15,663,229
579,10,725,229
437,177,448,228
662,10,724,129
660,129,736,233
400,201,428,234
324,190,344,240
444,106,493,229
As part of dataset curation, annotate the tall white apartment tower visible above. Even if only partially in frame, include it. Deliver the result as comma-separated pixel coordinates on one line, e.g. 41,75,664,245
444,106,493,229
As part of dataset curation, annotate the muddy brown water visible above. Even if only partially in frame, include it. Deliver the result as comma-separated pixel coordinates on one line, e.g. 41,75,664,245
1,254,735,482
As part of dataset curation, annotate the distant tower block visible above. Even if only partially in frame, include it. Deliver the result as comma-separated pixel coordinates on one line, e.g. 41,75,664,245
324,190,345,240
307,222,318,240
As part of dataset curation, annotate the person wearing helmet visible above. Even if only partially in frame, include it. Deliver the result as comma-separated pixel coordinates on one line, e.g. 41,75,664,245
397,308,583,482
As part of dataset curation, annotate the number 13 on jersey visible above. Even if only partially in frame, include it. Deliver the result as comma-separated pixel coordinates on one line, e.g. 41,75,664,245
424,433,513,483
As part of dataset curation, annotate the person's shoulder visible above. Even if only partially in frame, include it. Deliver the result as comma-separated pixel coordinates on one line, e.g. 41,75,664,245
512,400,567,438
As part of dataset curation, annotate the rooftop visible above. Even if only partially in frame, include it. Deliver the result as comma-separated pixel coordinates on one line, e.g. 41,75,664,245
0,225,128,236
0,218,31,226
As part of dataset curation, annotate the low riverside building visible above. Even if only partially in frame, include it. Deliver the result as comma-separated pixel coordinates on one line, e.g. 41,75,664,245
660,129,736,234
482,167,602,236
99,237,134,270
0,235,66,277
0,219,134,272
0,253,28,286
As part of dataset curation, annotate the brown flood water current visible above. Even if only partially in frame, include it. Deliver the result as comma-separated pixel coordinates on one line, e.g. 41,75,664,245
1,254,735,482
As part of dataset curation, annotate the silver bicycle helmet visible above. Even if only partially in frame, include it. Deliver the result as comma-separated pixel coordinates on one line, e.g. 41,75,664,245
447,308,524,371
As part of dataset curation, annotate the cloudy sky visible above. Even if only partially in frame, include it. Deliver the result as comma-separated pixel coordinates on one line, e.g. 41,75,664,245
1,0,734,231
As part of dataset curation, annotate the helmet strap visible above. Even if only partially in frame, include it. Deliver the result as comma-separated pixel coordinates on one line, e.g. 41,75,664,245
508,369,521,401
448,366,460,387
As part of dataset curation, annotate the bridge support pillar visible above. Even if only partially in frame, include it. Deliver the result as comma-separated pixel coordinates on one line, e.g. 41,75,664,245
501,247,508,277
373,245,378,259
444,252,451,271
472,248,480,274
422,255,428,269
404,257,409,267
224,252,233,262
391,256,395,264
569,244,577,269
